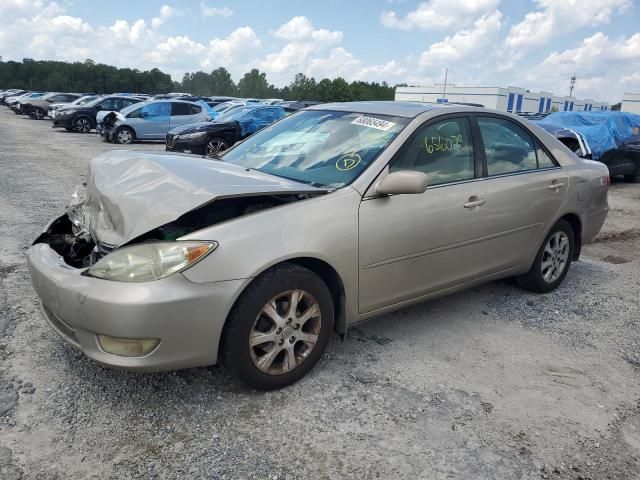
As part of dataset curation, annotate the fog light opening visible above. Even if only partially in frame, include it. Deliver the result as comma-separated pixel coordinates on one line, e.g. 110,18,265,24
97,335,160,357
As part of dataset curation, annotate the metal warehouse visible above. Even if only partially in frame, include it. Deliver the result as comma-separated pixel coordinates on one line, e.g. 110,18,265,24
622,93,640,114
395,85,610,113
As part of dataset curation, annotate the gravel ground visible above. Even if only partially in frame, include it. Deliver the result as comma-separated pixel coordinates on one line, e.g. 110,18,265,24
0,107,639,480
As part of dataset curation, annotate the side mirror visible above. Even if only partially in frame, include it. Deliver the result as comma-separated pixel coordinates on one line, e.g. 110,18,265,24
375,170,428,195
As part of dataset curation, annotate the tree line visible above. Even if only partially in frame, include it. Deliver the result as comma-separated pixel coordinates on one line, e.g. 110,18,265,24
0,58,397,102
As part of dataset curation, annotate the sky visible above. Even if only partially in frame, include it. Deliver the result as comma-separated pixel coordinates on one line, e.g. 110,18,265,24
0,0,638,102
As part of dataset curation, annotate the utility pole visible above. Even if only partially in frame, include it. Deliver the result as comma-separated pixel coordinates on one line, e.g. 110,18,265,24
442,67,448,101
569,73,576,97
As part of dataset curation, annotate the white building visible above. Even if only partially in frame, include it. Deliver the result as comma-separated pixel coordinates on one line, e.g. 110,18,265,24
622,93,640,114
395,84,609,113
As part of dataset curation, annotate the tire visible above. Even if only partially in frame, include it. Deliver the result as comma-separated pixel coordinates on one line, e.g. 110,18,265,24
73,116,92,133
29,107,45,120
205,137,230,157
516,219,574,293
624,167,640,183
222,263,334,390
115,127,135,144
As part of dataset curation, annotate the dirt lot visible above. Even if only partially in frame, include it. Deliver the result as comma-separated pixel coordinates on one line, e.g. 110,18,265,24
0,107,639,480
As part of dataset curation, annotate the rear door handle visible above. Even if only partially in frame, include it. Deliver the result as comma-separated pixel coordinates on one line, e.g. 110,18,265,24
548,182,565,190
464,198,486,208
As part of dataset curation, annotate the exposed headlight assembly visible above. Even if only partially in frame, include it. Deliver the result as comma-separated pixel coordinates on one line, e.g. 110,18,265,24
86,241,217,282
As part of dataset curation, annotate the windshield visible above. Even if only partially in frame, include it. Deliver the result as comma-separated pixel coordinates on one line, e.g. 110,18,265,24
75,95,98,105
212,102,237,112
222,110,408,189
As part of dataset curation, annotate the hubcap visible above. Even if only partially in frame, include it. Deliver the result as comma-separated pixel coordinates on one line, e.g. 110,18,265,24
205,140,228,157
118,130,132,144
541,231,569,283
249,289,321,375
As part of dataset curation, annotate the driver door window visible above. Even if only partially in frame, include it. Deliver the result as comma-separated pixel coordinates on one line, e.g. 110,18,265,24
390,117,475,186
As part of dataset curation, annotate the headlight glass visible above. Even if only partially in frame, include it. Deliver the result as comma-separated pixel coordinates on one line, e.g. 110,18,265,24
87,241,217,282
179,131,207,140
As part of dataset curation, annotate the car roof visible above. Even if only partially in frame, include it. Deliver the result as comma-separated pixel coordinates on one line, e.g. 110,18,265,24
306,101,449,118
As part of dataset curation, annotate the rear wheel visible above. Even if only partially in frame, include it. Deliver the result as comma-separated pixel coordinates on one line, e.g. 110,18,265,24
30,107,46,120
73,116,92,133
516,220,574,293
115,127,135,144
205,137,229,157
223,264,333,390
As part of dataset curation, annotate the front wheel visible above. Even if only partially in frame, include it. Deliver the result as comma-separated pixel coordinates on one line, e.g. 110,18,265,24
30,107,46,120
205,137,229,157
73,116,92,133
115,127,135,144
516,219,574,293
223,264,334,390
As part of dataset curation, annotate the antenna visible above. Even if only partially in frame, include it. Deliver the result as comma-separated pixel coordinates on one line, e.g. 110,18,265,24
569,73,576,97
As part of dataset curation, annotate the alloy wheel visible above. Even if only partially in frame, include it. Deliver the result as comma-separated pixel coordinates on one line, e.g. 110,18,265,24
249,289,321,375
74,118,90,133
205,139,228,157
541,231,569,283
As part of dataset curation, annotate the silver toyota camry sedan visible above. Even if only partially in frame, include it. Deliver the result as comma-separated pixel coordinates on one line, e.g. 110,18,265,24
27,102,610,390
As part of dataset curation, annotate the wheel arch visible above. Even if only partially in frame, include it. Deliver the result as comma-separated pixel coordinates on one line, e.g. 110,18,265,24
558,212,582,260
218,256,348,359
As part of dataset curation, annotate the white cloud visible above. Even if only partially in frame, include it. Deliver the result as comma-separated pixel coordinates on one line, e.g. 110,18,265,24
200,2,233,18
260,16,343,81
522,32,640,102
506,0,630,49
381,0,500,30
151,5,179,29
419,10,502,66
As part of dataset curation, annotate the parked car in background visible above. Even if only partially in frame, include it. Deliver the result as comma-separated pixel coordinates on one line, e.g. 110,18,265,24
52,96,143,133
0,89,28,104
49,95,102,119
28,102,609,389
533,111,640,182
23,92,82,119
165,105,287,156
95,96,147,135
102,99,209,144
8,92,45,114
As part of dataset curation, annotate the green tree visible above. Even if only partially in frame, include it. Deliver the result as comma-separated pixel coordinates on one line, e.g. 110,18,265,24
210,67,236,96
237,69,273,98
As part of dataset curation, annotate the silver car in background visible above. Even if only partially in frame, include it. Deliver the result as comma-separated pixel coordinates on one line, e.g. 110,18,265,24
102,99,208,144
27,102,609,390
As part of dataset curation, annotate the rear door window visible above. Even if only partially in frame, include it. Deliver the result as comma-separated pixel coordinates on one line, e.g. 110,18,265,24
171,102,193,116
477,117,538,175
390,117,475,186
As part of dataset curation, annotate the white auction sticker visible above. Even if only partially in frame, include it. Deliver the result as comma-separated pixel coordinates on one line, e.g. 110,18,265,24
351,115,396,131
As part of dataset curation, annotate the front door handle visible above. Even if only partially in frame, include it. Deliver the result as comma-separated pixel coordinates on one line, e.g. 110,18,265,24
548,182,565,190
464,198,486,208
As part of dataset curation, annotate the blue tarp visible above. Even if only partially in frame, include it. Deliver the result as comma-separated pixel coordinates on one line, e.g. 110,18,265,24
215,105,286,136
534,111,640,159
196,100,218,119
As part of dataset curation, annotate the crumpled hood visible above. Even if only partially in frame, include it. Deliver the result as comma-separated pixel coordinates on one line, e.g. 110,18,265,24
80,150,321,246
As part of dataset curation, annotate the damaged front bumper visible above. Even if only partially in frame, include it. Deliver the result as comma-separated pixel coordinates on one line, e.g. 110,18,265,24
26,218,248,371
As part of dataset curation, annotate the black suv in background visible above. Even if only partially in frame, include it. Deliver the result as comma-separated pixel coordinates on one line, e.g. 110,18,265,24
52,96,144,133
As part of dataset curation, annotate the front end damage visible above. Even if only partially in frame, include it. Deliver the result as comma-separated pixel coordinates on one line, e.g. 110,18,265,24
31,150,326,269
27,150,327,370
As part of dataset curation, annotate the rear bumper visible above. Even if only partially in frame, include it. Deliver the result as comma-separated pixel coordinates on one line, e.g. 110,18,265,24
27,242,248,371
